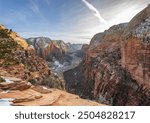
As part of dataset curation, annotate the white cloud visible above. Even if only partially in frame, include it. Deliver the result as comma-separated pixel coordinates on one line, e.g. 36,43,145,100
30,0,48,23
19,0,150,44
81,0,107,24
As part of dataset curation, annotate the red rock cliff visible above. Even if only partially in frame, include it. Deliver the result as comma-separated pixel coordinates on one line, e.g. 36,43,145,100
64,5,150,106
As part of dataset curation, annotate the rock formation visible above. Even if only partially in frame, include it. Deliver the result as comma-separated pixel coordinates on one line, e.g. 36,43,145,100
27,37,84,74
27,37,82,62
0,25,102,106
0,70,102,106
64,5,150,106
27,37,67,61
0,25,65,90
0,25,28,49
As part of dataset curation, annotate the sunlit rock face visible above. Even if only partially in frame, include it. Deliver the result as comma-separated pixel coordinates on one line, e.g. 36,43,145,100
0,26,65,90
27,37,84,74
0,25,28,49
27,37,68,61
64,5,150,106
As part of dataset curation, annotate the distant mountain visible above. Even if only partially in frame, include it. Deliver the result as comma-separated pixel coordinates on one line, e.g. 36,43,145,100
67,42,82,52
26,37,84,74
26,37,67,61
26,37,82,61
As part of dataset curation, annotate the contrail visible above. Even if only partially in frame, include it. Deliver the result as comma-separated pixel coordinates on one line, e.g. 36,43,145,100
82,0,107,24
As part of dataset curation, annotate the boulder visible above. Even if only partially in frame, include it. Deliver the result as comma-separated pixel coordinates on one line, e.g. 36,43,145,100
11,81,31,91
0,82,16,90
12,95,42,103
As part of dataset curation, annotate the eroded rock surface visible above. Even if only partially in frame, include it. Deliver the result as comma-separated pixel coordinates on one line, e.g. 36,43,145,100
0,70,102,106
64,5,150,106
0,26,65,90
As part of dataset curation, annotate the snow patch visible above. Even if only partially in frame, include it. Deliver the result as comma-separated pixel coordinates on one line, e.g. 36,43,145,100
53,61,63,69
42,86,48,90
4,78,13,83
0,98,13,106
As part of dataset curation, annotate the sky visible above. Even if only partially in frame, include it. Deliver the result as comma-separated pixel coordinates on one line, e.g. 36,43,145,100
0,0,150,44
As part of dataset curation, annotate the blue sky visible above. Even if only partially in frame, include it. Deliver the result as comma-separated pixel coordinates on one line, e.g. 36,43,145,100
0,0,149,43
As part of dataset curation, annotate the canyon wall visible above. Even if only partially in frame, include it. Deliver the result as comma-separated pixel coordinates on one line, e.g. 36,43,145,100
64,5,150,105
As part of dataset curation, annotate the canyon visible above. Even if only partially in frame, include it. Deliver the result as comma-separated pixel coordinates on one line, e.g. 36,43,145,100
27,37,84,74
0,5,150,106
0,25,101,106
64,5,150,106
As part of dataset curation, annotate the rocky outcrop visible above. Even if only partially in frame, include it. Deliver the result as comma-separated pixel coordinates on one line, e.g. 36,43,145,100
0,25,28,49
89,23,128,50
0,70,103,106
64,5,150,106
0,25,65,90
0,79,31,91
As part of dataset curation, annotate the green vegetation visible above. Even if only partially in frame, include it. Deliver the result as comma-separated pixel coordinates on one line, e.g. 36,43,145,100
0,28,12,39
0,76,5,83
0,29,23,67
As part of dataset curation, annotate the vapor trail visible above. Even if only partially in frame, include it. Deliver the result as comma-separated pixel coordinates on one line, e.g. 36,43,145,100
82,0,107,24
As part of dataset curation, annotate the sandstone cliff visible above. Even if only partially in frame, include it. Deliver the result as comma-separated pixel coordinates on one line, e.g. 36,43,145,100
64,5,150,106
27,37,68,61
0,25,28,49
27,37,82,62
122,4,150,89
27,37,84,74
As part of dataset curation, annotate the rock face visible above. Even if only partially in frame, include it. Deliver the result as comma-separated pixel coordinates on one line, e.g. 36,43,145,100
67,43,83,52
0,70,103,106
27,37,68,61
0,26,65,90
27,37,84,74
122,5,150,88
64,5,150,106
27,37,82,62
0,25,28,49
50,50,85,75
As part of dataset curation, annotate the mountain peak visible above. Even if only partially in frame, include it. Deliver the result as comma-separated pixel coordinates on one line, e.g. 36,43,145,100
0,25,28,49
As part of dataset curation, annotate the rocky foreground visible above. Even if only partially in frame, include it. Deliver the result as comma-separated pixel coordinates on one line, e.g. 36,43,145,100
0,70,102,106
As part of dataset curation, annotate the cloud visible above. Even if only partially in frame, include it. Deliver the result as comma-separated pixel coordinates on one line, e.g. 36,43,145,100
30,0,48,23
19,31,92,44
17,0,150,44
44,0,51,6
81,0,107,24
